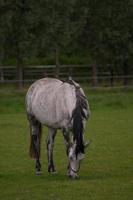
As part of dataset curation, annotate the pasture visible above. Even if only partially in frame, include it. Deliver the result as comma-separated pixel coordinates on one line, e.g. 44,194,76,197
0,86,133,200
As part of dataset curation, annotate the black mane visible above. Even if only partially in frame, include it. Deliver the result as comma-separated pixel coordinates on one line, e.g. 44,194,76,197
65,79,88,156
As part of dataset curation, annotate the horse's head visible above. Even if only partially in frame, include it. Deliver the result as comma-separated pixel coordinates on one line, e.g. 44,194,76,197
68,141,91,179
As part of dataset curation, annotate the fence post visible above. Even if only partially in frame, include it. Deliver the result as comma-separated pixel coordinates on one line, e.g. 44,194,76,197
92,63,98,87
110,69,114,87
17,64,23,89
0,67,4,82
55,47,60,78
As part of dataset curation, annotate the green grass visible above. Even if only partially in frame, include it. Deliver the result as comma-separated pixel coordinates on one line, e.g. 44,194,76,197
0,87,133,200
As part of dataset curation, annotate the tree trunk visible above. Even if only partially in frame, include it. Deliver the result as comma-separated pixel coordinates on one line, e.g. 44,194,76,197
123,58,129,86
16,57,23,90
55,47,60,78
92,62,98,87
109,67,114,87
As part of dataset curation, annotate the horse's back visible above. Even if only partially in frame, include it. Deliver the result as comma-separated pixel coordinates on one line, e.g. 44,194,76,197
26,78,76,129
26,78,61,112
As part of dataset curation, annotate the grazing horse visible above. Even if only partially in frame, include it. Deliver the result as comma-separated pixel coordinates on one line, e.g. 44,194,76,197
25,78,90,178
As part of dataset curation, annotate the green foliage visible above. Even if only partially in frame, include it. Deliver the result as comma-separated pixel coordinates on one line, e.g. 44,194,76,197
81,0,133,66
0,0,133,77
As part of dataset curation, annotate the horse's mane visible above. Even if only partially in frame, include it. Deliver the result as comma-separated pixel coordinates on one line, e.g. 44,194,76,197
64,79,88,156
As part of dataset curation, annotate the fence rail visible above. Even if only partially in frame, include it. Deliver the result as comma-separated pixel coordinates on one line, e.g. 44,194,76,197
0,65,133,88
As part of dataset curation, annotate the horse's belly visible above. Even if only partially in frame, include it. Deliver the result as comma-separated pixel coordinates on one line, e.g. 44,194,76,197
32,96,71,129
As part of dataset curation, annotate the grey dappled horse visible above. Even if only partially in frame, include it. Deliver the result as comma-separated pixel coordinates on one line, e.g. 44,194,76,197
25,78,90,178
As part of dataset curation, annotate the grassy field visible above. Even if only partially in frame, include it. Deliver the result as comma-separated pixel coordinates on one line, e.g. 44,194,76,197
0,87,133,200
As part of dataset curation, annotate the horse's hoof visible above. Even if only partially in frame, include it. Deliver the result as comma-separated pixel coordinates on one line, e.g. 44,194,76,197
36,171,42,175
49,170,57,174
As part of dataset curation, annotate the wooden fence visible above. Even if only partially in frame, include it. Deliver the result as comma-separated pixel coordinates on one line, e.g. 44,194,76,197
0,65,133,88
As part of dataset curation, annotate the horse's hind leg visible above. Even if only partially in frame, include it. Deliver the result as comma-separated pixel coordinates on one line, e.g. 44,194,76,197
28,114,42,175
46,128,57,173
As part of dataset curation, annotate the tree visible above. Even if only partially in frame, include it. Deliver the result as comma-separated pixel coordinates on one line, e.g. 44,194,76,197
9,0,33,89
0,1,13,82
35,0,87,77
1,0,133,86
0,0,37,89
79,0,133,86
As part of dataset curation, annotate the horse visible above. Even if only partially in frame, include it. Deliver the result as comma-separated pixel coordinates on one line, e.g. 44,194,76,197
25,78,91,179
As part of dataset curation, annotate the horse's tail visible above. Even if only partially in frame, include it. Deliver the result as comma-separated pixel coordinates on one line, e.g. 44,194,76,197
29,123,42,159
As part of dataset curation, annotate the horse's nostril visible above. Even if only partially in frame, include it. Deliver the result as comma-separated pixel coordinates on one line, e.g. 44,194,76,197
69,156,73,161
69,174,78,179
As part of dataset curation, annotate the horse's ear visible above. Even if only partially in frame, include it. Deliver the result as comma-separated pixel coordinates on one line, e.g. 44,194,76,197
84,140,92,148
77,153,85,160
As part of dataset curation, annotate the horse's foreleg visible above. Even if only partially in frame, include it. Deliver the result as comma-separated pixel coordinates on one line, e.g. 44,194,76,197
63,130,71,173
46,128,57,173
63,130,71,156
